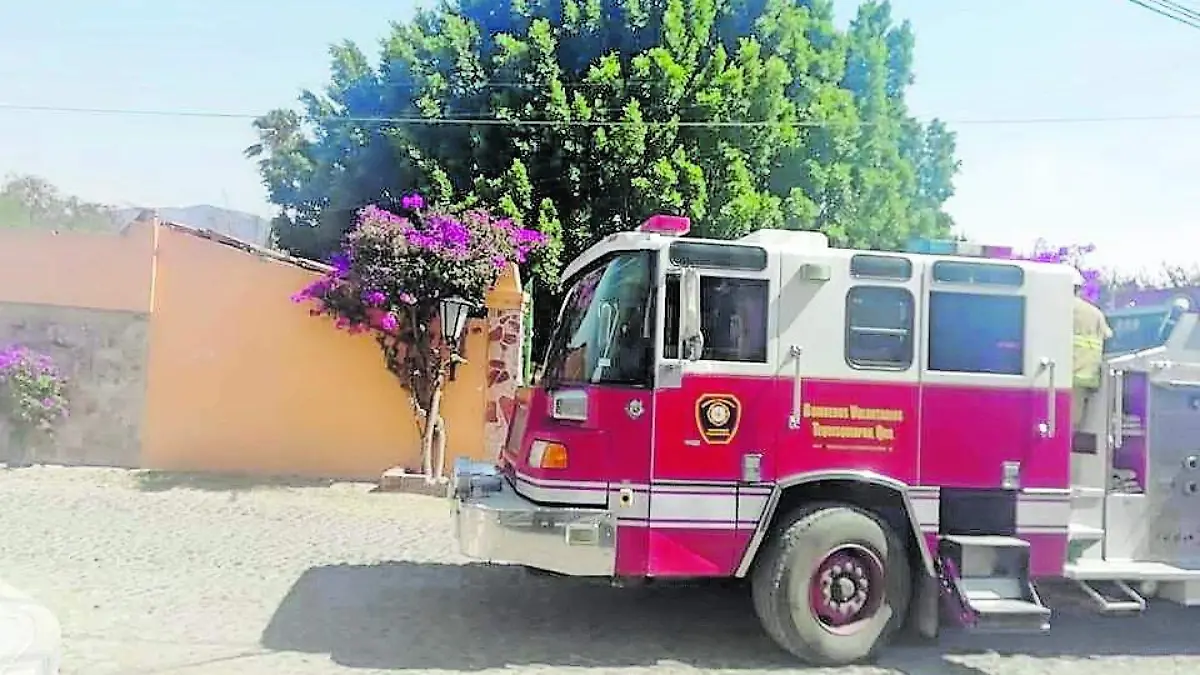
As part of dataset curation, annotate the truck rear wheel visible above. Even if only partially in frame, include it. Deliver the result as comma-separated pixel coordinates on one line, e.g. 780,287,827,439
750,503,912,665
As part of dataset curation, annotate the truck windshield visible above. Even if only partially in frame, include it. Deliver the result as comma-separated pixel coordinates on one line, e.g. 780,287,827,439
541,251,654,389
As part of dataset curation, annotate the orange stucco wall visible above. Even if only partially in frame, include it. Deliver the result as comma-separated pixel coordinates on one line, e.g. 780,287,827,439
0,221,153,312
139,224,505,480
2,216,521,480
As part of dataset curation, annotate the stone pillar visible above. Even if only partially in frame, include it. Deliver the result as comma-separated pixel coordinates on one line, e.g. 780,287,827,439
483,302,524,459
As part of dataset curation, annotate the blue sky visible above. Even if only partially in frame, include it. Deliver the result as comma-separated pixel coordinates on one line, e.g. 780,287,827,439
2,0,1199,272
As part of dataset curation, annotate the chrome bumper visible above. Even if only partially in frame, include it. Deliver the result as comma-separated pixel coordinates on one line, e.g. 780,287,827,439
450,459,616,577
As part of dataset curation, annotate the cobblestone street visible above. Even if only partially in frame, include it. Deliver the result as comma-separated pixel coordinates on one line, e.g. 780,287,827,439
1,466,1198,675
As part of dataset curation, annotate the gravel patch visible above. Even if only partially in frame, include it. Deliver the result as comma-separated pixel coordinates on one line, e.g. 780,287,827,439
0,465,1198,674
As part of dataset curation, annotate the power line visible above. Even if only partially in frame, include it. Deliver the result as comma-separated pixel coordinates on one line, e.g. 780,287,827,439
5,101,1200,128
0,103,255,120
1127,0,1200,29
1157,0,1200,21
1127,0,1200,27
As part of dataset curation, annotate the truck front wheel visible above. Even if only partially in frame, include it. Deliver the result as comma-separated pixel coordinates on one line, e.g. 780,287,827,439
750,503,912,665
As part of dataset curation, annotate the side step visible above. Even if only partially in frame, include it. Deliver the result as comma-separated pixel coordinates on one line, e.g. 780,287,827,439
937,535,1051,633
1069,579,1146,615
1065,559,1200,608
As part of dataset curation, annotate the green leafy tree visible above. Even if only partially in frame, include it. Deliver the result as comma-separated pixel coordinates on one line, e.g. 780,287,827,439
0,175,117,232
248,0,959,356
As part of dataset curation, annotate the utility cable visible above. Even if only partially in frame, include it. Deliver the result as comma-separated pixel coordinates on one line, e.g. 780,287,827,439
6,102,1200,128
1127,0,1200,30
1147,0,1200,22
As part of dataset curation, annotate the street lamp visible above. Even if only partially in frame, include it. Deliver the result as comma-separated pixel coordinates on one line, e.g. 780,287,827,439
440,296,474,353
441,296,474,382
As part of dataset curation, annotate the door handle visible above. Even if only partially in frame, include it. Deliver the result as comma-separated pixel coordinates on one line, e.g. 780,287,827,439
787,345,803,430
1038,357,1056,438
1110,368,1125,449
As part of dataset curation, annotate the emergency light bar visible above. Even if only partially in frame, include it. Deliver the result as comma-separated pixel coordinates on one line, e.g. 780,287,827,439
905,237,1014,260
638,214,691,236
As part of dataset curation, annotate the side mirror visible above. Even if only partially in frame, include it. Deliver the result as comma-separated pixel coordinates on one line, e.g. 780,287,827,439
679,267,704,362
1159,299,1189,343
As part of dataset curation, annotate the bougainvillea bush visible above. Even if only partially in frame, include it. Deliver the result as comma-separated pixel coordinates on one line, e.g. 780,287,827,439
292,194,547,481
0,345,70,463
1014,241,1102,303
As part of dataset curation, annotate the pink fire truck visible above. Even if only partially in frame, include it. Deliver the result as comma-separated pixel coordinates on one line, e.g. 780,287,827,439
450,215,1200,665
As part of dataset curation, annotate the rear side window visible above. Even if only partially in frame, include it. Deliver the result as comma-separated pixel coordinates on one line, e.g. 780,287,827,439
845,286,914,369
850,254,913,281
932,261,1024,287
928,292,1026,375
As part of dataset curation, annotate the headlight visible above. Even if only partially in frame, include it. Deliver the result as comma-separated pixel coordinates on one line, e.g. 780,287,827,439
529,440,569,469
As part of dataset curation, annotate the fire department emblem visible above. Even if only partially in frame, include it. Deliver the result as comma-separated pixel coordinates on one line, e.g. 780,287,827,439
696,394,742,445
707,402,731,426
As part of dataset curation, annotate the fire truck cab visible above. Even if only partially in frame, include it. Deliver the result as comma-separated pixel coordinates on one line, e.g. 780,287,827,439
451,215,1200,665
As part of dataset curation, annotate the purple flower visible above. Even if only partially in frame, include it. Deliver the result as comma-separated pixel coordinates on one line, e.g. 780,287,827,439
357,204,404,226
329,252,351,277
512,228,548,246
401,193,425,211
1013,242,1104,301
363,290,387,307
0,345,70,427
405,230,441,251
380,312,399,332
292,277,332,303
439,218,470,248
292,200,550,350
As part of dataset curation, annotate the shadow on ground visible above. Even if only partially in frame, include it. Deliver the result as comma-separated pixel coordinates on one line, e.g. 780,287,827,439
133,470,337,493
262,561,1200,672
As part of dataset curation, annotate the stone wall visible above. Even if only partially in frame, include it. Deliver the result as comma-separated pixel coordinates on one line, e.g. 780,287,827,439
483,306,524,457
0,302,149,466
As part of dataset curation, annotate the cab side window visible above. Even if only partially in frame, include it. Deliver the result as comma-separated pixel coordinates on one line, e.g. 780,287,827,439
845,286,915,369
928,292,1026,375
664,276,769,363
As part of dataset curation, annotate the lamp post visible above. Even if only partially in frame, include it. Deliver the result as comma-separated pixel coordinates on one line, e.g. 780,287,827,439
441,296,474,380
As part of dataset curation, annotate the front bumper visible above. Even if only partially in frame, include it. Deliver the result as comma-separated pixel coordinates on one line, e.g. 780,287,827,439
450,459,616,577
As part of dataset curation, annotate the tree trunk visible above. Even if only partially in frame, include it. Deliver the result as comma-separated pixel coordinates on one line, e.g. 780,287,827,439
431,412,447,481
420,380,444,484
419,399,433,478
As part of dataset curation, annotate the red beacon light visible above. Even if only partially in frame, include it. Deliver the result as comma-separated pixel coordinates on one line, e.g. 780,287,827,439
637,214,691,237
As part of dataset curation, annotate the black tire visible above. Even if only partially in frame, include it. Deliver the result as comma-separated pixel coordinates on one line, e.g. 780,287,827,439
750,502,912,666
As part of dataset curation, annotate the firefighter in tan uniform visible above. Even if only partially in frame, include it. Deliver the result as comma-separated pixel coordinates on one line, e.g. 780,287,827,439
1072,269,1112,428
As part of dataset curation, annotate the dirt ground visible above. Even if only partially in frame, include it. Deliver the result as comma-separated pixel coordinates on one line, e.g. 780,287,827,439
0,465,1198,675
